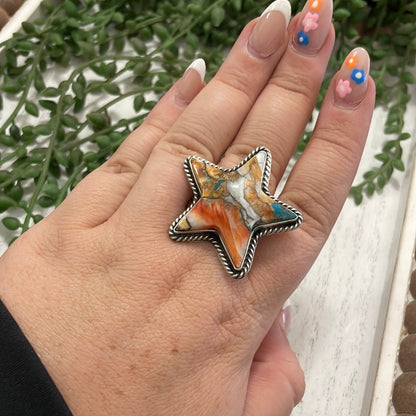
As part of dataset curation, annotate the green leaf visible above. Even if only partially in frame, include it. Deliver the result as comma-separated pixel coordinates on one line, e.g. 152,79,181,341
39,99,57,112
33,124,52,136
42,87,60,97
54,150,69,168
366,182,375,196
25,101,39,117
38,195,56,207
22,22,37,34
112,12,124,23
16,41,35,51
0,134,16,147
231,0,242,11
133,61,151,75
33,215,44,224
0,195,17,212
34,72,46,92
77,41,96,58
401,72,415,84
6,184,23,202
113,36,125,53
43,183,60,198
393,159,405,171
61,114,79,128
72,81,85,98
211,6,225,27
1,79,21,94
351,190,363,205
398,133,411,141
21,166,42,179
10,125,20,140
2,217,21,230
334,8,351,20
96,135,111,148
103,83,120,95
133,94,144,112
153,23,169,41
375,153,389,163
64,0,78,17
377,175,386,189
130,38,147,55
87,112,109,129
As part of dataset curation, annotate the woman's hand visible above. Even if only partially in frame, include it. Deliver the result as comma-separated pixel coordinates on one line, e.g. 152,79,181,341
0,0,375,415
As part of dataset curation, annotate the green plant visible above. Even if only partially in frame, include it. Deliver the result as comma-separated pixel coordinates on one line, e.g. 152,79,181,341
0,0,415,241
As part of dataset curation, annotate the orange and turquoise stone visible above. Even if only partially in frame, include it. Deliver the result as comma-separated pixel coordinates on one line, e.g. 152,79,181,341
170,148,301,277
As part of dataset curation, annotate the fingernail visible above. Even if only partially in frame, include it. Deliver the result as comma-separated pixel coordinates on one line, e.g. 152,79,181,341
248,0,291,59
278,298,291,334
175,58,206,106
293,0,332,54
334,47,370,107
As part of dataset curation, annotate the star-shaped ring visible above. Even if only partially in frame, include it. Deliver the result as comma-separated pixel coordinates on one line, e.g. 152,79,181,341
169,147,302,278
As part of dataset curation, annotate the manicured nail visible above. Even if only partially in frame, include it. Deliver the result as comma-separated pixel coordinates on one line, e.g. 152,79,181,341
278,298,291,334
334,48,370,106
175,58,206,106
293,0,332,54
248,0,291,59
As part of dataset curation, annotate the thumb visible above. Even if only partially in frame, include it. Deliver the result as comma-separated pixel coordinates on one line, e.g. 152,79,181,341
244,315,305,416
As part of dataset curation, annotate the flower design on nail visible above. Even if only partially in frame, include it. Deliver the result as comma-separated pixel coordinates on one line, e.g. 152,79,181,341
336,79,352,98
309,0,322,11
346,54,358,68
302,12,319,32
351,69,366,84
297,30,309,45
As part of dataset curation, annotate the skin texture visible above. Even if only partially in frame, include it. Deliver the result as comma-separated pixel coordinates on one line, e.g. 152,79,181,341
0,3,375,416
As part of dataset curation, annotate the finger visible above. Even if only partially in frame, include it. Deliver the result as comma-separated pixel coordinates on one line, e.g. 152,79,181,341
249,48,375,307
244,318,305,416
123,1,293,220
51,60,206,228
223,0,334,189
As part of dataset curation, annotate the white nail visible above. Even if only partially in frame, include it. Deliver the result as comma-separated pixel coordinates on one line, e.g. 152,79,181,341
261,0,291,28
186,58,206,82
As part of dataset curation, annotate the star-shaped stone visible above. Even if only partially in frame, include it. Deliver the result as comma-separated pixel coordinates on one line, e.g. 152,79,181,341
169,147,302,278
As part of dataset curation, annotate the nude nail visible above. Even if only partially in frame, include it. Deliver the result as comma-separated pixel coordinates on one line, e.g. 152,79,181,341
175,58,205,106
293,0,332,54
278,298,291,334
334,48,370,107
248,0,291,59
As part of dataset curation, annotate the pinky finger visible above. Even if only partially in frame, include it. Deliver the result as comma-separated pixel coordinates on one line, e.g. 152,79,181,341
280,47,375,245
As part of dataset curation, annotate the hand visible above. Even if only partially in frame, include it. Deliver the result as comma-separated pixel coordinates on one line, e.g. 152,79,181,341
0,0,375,415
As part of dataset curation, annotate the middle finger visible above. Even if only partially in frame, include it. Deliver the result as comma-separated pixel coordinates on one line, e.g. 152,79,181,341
121,0,293,218
223,0,334,190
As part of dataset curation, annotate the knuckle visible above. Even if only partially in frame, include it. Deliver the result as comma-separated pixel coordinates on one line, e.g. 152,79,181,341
104,154,141,176
158,127,215,162
214,69,256,104
269,70,317,104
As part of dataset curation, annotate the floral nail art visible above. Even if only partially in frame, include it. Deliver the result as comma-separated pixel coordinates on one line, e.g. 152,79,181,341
309,0,322,11
302,12,319,32
351,69,366,84
336,49,369,100
296,0,321,46
336,79,352,98
297,30,309,45
346,54,358,68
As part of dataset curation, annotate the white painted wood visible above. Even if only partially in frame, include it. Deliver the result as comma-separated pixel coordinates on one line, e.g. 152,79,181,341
290,96,416,416
368,139,416,416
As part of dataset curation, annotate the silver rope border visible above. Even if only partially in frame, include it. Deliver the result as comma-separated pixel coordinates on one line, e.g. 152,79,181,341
169,147,303,279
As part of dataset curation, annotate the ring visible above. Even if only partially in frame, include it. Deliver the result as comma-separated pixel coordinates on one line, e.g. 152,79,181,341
169,147,302,279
